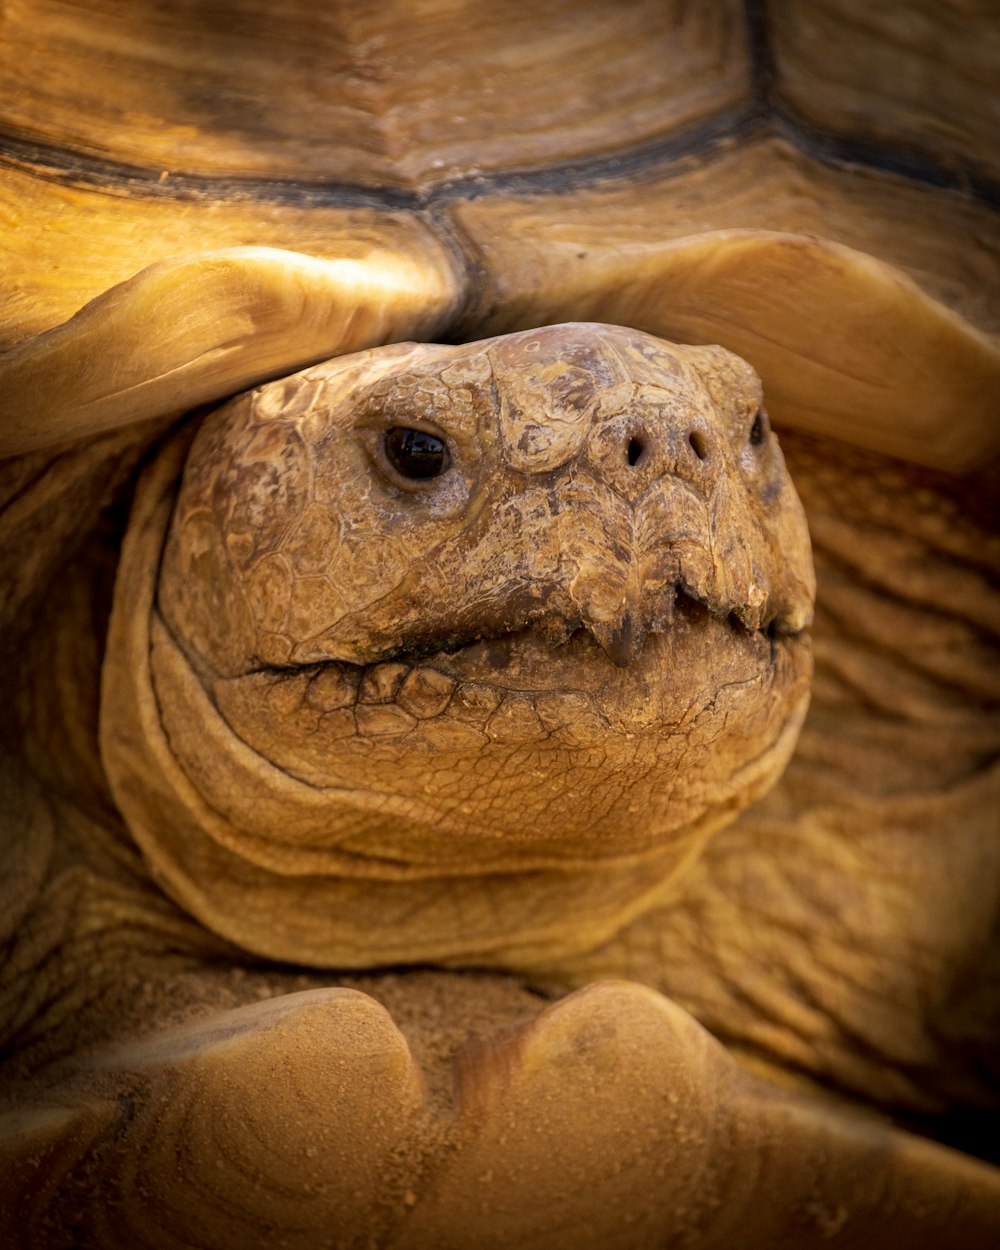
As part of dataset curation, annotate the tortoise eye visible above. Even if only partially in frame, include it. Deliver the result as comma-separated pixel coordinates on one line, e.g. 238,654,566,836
384,427,451,479
749,408,768,447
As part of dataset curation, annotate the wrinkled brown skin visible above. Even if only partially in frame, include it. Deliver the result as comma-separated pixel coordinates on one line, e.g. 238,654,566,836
100,325,813,969
2,329,999,1249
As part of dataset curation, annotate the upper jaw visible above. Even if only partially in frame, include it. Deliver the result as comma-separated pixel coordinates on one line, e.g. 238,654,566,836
261,574,808,678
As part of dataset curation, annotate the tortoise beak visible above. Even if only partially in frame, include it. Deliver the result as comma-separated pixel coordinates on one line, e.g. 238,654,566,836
596,612,640,668
568,566,672,668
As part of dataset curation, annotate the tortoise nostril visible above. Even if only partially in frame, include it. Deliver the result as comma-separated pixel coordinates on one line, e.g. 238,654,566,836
688,430,708,462
626,436,645,467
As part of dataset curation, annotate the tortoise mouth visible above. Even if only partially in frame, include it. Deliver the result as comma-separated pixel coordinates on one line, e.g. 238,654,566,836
245,584,800,682
199,587,811,855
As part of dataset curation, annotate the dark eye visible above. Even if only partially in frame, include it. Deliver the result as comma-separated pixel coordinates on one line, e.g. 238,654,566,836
749,408,768,447
384,427,451,480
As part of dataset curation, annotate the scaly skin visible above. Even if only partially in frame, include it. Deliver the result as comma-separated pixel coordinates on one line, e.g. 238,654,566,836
556,435,1000,1127
1,329,998,1248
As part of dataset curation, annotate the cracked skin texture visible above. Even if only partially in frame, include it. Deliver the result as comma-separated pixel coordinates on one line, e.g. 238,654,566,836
101,324,814,969
3,328,1000,1248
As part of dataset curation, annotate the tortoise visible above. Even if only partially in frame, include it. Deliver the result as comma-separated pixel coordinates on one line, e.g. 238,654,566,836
1,1,999,1246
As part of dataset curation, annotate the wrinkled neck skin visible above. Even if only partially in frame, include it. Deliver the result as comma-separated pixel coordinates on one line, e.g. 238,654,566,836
100,324,815,969
6,414,998,1135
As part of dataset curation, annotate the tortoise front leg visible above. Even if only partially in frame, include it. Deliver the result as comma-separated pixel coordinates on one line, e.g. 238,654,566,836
2,980,998,1249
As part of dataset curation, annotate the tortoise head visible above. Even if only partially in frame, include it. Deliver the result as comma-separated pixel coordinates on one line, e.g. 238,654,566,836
103,323,814,965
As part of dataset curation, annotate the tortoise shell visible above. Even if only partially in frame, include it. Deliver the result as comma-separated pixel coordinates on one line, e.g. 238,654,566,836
1,0,997,469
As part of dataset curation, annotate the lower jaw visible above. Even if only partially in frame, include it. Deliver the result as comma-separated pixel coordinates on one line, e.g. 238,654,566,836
118,610,811,966
207,618,811,863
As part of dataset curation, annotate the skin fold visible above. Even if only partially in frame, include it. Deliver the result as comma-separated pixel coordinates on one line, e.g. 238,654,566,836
1,328,997,1247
